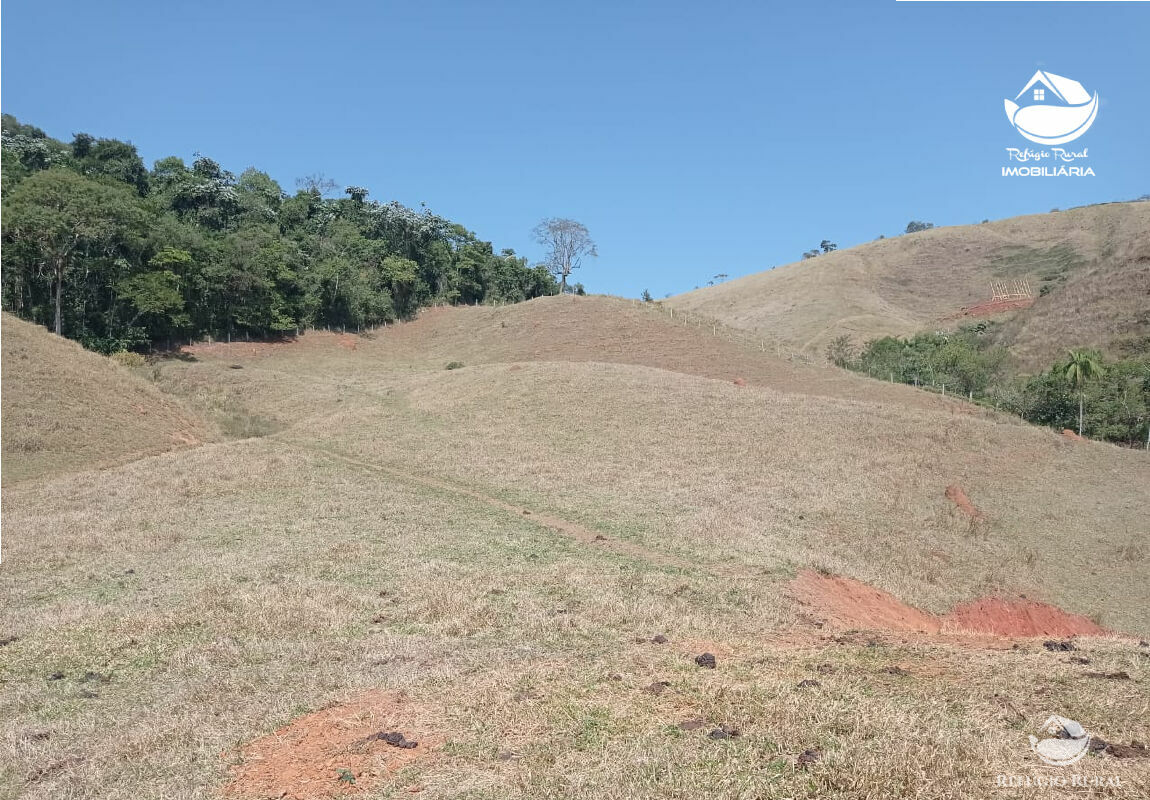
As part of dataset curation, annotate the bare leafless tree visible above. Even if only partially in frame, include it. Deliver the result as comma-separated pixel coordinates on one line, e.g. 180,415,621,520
295,173,338,196
532,217,597,294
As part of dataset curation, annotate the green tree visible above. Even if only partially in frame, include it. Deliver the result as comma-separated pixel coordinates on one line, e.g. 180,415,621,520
1,115,566,351
72,136,150,195
2,168,145,335
1062,349,1105,436
380,255,423,318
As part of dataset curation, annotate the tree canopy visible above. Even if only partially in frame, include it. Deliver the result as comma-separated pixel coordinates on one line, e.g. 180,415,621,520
2,114,559,351
834,324,1148,446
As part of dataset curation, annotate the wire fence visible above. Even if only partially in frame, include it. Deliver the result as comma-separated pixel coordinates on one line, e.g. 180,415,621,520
629,298,818,366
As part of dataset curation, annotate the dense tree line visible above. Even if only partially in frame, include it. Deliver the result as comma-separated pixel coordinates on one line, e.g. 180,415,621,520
828,324,1150,446
1,115,558,352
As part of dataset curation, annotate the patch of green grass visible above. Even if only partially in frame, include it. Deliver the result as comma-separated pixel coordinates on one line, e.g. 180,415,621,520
990,243,1085,279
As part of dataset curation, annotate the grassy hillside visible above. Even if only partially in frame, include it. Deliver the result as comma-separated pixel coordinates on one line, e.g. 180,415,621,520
671,202,1150,368
0,313,213,484
167,295,985,417
2,299,1148,798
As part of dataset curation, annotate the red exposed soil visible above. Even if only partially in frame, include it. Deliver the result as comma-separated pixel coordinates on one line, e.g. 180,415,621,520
791,570,941,634
945,597,1106,637
791,570,1110,639
944,484,983,520
1062,429,1085,441
945,297,1035,320
222,690,438,799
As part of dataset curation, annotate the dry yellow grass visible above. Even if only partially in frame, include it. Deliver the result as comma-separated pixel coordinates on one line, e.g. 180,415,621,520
2,301,1148,799
670,202,1150,367
1,313,214,484
171,294,986,417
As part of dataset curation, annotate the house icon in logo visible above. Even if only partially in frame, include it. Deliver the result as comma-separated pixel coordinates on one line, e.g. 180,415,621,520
1004,70,1099,145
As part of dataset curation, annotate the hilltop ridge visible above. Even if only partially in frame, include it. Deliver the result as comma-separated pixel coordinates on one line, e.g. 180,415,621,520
671,201,1150,367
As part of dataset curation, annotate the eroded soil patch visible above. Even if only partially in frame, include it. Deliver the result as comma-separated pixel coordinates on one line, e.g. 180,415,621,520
223,690,438,799
944,484,983,520
791,570,1111,639
791,569,941,633
946,596,1106,637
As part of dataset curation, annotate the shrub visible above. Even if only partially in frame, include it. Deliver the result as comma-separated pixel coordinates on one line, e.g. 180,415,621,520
445,361,464,370
826,335,857,368
110,350,147,368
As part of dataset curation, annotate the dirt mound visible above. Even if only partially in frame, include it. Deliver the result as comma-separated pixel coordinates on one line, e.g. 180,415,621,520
223,690,437,799
944,597,1106,637
1062,429,1085,441
790,570,941,633
944,484,983,520
791,570,1110,639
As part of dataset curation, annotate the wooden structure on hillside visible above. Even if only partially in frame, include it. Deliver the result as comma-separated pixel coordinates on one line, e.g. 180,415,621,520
989,279,1033,302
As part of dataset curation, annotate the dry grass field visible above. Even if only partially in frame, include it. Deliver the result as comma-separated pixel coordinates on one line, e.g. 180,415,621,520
670,202,1150,367
2,298,1148,799
1,313,214,484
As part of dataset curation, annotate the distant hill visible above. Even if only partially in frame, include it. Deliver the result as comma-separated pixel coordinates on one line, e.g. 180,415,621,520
671,202,1150,369
1,313,212,483
173,294,981,416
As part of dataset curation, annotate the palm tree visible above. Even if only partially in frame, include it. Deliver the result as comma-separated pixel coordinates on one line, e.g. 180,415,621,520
1062,349,1104,436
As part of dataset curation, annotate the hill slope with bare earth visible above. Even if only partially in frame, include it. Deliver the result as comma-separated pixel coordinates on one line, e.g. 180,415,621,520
1,313,212,484
671,201,1150,367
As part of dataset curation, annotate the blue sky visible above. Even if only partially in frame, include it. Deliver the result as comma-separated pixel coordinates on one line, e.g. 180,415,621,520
3,1,1147,298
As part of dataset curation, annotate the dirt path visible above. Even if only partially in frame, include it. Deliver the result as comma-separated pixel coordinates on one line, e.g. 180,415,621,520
259,438,1121,644
269,438,702,574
